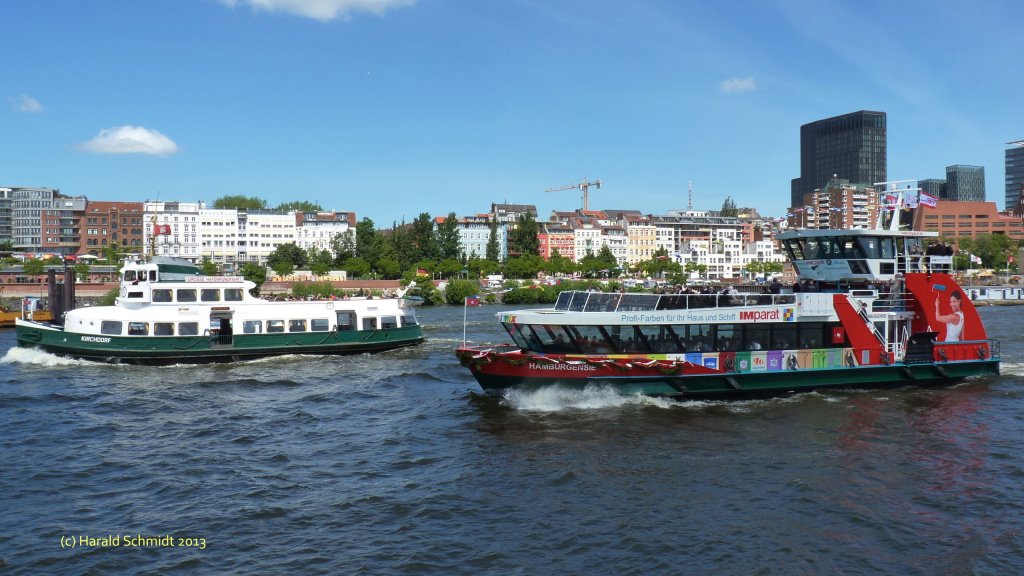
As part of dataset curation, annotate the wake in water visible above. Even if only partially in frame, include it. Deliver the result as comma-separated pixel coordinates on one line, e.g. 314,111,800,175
998,362,1024,377
0,346,99,368
500,384,712,412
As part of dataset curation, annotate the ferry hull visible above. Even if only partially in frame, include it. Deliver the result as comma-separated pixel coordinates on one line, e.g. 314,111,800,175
457,349,1000,400
17,322,424,365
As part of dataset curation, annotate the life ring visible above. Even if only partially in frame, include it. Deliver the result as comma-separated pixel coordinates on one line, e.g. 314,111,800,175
326,301,334,310
977,346,987,360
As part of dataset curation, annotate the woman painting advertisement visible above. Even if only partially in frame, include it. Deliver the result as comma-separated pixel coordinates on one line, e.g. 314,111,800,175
934,289,964,342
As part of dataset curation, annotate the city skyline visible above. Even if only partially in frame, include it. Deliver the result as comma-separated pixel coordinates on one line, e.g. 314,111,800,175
3,0,1022,225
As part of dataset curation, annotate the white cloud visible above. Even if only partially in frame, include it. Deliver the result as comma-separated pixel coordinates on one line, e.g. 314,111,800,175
10,94,44,113
79,126,179,157
720,77,758,93
220,0,416,22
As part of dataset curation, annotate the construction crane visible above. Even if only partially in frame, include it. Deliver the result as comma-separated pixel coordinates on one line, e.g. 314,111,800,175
545,179,601,212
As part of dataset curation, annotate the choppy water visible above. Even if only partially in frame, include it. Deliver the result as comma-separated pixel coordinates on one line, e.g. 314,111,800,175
1,304,1023,575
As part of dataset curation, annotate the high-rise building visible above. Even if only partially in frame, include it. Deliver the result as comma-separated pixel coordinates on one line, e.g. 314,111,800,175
945,165,986,202
0,188,12,246
791,110,887,207
918,179,946,200
1007,140,1024,212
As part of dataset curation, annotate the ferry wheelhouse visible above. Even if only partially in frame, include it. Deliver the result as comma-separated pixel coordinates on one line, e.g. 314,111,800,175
15,257,424,364
456,193,999,398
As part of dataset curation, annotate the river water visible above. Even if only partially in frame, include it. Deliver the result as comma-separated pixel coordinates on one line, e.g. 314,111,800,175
1,304,1022,575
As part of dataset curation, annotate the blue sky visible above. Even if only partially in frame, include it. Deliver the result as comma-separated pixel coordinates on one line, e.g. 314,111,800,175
4,0,1022,225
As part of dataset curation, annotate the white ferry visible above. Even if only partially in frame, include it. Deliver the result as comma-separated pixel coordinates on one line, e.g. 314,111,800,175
16,257,424,364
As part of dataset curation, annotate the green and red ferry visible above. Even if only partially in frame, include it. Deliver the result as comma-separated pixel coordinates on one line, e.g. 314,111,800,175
457,195,999,399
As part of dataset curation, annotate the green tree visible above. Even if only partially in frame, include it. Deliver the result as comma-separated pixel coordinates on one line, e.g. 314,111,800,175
276,201,322,213
239,262,267,295
436,258,463,279
342,257,371,278
507,213,540,257
467,257,501,277
199,256,219,276
505,254,544,279
374,257,401,279
596,245,618,271
444,279,481,305
437,212,462,261
213,195,267,210
268,243,308,271
271,260,295,278
486,215,500,262
22,258,47,277
74,261,92,282
410,213,439,262
0,240,13,257
331,229,357,262
308,248,334,277
719,196,739,217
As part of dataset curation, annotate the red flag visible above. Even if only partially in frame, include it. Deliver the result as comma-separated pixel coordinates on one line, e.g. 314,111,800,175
466,296,480,307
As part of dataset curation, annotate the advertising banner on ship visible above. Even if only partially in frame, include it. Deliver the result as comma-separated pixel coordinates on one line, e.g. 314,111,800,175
701,353,719,370
735,351,752,372
905,273,987,343
767,351,783,371
751,351,768,372
685,352,703,366
719,351,736,372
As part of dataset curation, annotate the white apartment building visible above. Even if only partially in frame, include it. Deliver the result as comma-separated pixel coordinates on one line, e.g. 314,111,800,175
456,215,506,261
144,201,204,261
295,211,354,254
199,208,240,266
244,211,297,264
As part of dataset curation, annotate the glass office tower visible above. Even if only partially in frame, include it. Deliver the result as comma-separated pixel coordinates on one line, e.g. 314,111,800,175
791,111,887,208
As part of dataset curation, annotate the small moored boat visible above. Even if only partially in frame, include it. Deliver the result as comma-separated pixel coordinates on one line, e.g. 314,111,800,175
15,257,424,364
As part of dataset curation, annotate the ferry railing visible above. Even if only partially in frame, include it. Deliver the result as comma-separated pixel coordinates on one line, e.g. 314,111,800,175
557,291,797,313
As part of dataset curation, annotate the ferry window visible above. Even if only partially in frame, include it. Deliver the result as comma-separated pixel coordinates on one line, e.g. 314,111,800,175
380,316,398,329
744,325,769,350
567,325,614,354
633,325,682,353
224,289,243,301
201,289,220,302
528,325,578,353
800,238,823,260
554,292,573,310
568,292,589,312
177,289,197,302
784,240,804,261
857,238,880,258
127,291,144,299
289,320,306,332
619,293,656,311
179,322,199,336
771,324,796,350
798,323,824,349
880,238,895,259
336,311,356,331
402,312,418,327
362,317,377,330
128,322,149,336
686,324,714,352
267,320,285,333
584,293,620,312
243,320,262,334
152,289,173,302
820,238,844,259
716,325,738,351
149,270,157,281
100,320,123,335
310,319,330,332
153,323,174,336
503,323,531,350
618,327,652,353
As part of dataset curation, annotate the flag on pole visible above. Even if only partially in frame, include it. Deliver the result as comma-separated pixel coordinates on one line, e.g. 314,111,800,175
919,192,938,208
465,295,480,307
970,254,982,265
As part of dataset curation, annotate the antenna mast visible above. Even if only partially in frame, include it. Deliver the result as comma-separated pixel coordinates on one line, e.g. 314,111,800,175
688,180,693,211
